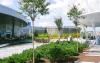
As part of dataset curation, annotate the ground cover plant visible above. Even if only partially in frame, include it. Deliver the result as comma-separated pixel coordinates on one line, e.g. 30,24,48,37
34,33,80,39
0,41,88,63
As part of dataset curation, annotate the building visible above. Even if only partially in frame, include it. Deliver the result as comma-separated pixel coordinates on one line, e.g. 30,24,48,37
0,5,30,39
79,12,100,44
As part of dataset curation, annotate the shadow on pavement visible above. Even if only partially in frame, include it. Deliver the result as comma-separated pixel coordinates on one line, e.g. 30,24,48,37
0,39,32,48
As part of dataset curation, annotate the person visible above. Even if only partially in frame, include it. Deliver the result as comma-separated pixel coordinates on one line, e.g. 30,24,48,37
68,36,73,41
70,36,73,41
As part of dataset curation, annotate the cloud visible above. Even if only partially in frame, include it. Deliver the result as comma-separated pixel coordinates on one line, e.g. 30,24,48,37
0,0,83,27
1,0,100,30
0,0,19,11
0,0,13,6
35,0,100,28
35,0,75,27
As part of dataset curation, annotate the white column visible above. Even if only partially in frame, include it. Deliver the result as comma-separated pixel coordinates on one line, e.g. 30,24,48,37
92,23,96,45
85,25,88,42
92,24,96,39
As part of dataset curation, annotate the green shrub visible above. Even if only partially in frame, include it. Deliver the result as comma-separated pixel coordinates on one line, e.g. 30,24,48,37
34,44,50,60
34,33,48,38
34,41,86,61
0,48,33,63
34,31,38,37
0,41,88,63
49,33,59,39
78,43,89,52
48,45,67,61
38,33,48,38
34,32,80,39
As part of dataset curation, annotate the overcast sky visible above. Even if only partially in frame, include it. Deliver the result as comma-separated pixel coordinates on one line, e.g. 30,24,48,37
1,0,100,31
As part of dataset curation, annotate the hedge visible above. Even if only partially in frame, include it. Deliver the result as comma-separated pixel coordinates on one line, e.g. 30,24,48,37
34,33,80,39
0,49,33,63
34,41,88,62
0,41,88,63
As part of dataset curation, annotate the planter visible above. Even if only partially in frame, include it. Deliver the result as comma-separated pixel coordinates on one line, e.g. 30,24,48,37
35,56,78,63
35,58,50,63
66,56,78,63
34,38,50,43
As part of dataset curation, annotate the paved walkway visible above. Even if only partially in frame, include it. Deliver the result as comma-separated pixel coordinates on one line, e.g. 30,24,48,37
0,43,33,58
0,41,43,58
85,45,100,56
78,45,100,63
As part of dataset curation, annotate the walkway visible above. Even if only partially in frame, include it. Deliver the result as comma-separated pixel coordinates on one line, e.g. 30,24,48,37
0,43,33,58
78,45,100,63
0,40,43,58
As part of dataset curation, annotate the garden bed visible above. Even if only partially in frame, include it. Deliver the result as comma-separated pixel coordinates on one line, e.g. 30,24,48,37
34,41,89,63
34,38,50,43
0,41,89,63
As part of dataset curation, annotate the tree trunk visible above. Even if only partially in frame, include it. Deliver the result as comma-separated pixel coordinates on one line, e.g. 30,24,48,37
59,31,61,41
76,27,78,53
58,30,62,42
30,16,35,63
32,21,35,63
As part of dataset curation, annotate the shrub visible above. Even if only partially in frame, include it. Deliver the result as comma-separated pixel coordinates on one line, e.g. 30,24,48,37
0,41,88,63
34,31,38,37
34,33,48,38
34,44,50,60
0,48,33,63
48,33,59,39
34,43,67,62
48,45,67,62
38,33,48,38
78,43,89,52
34,41,87,62
34,32,80,39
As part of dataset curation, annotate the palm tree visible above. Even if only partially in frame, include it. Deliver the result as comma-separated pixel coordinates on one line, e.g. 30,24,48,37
55,18,63,42
67,5,84,52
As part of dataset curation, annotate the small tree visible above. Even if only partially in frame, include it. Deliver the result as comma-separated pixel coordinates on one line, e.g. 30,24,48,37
67,5,84,52
67,5,82,31
55,18,63,41
19,0,50,62
67,5,84,38
19,0,50,39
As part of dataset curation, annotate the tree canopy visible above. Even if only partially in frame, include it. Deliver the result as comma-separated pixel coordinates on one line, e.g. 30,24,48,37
19,0,50,21
67,5,83,26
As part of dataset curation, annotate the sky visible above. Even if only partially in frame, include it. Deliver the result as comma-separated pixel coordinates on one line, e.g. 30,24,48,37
1,0,100,31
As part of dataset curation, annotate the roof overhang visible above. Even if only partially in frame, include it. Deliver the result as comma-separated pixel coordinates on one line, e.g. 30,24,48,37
79,11,100,27
0,5,28,25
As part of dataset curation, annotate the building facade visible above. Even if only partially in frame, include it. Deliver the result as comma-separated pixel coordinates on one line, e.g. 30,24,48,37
0,5,30,39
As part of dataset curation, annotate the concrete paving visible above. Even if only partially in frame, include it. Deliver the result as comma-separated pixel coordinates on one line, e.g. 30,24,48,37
0,41,43,58
0,43,33,58
78,45,100,63
75,61,95,63
86,45,100,56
